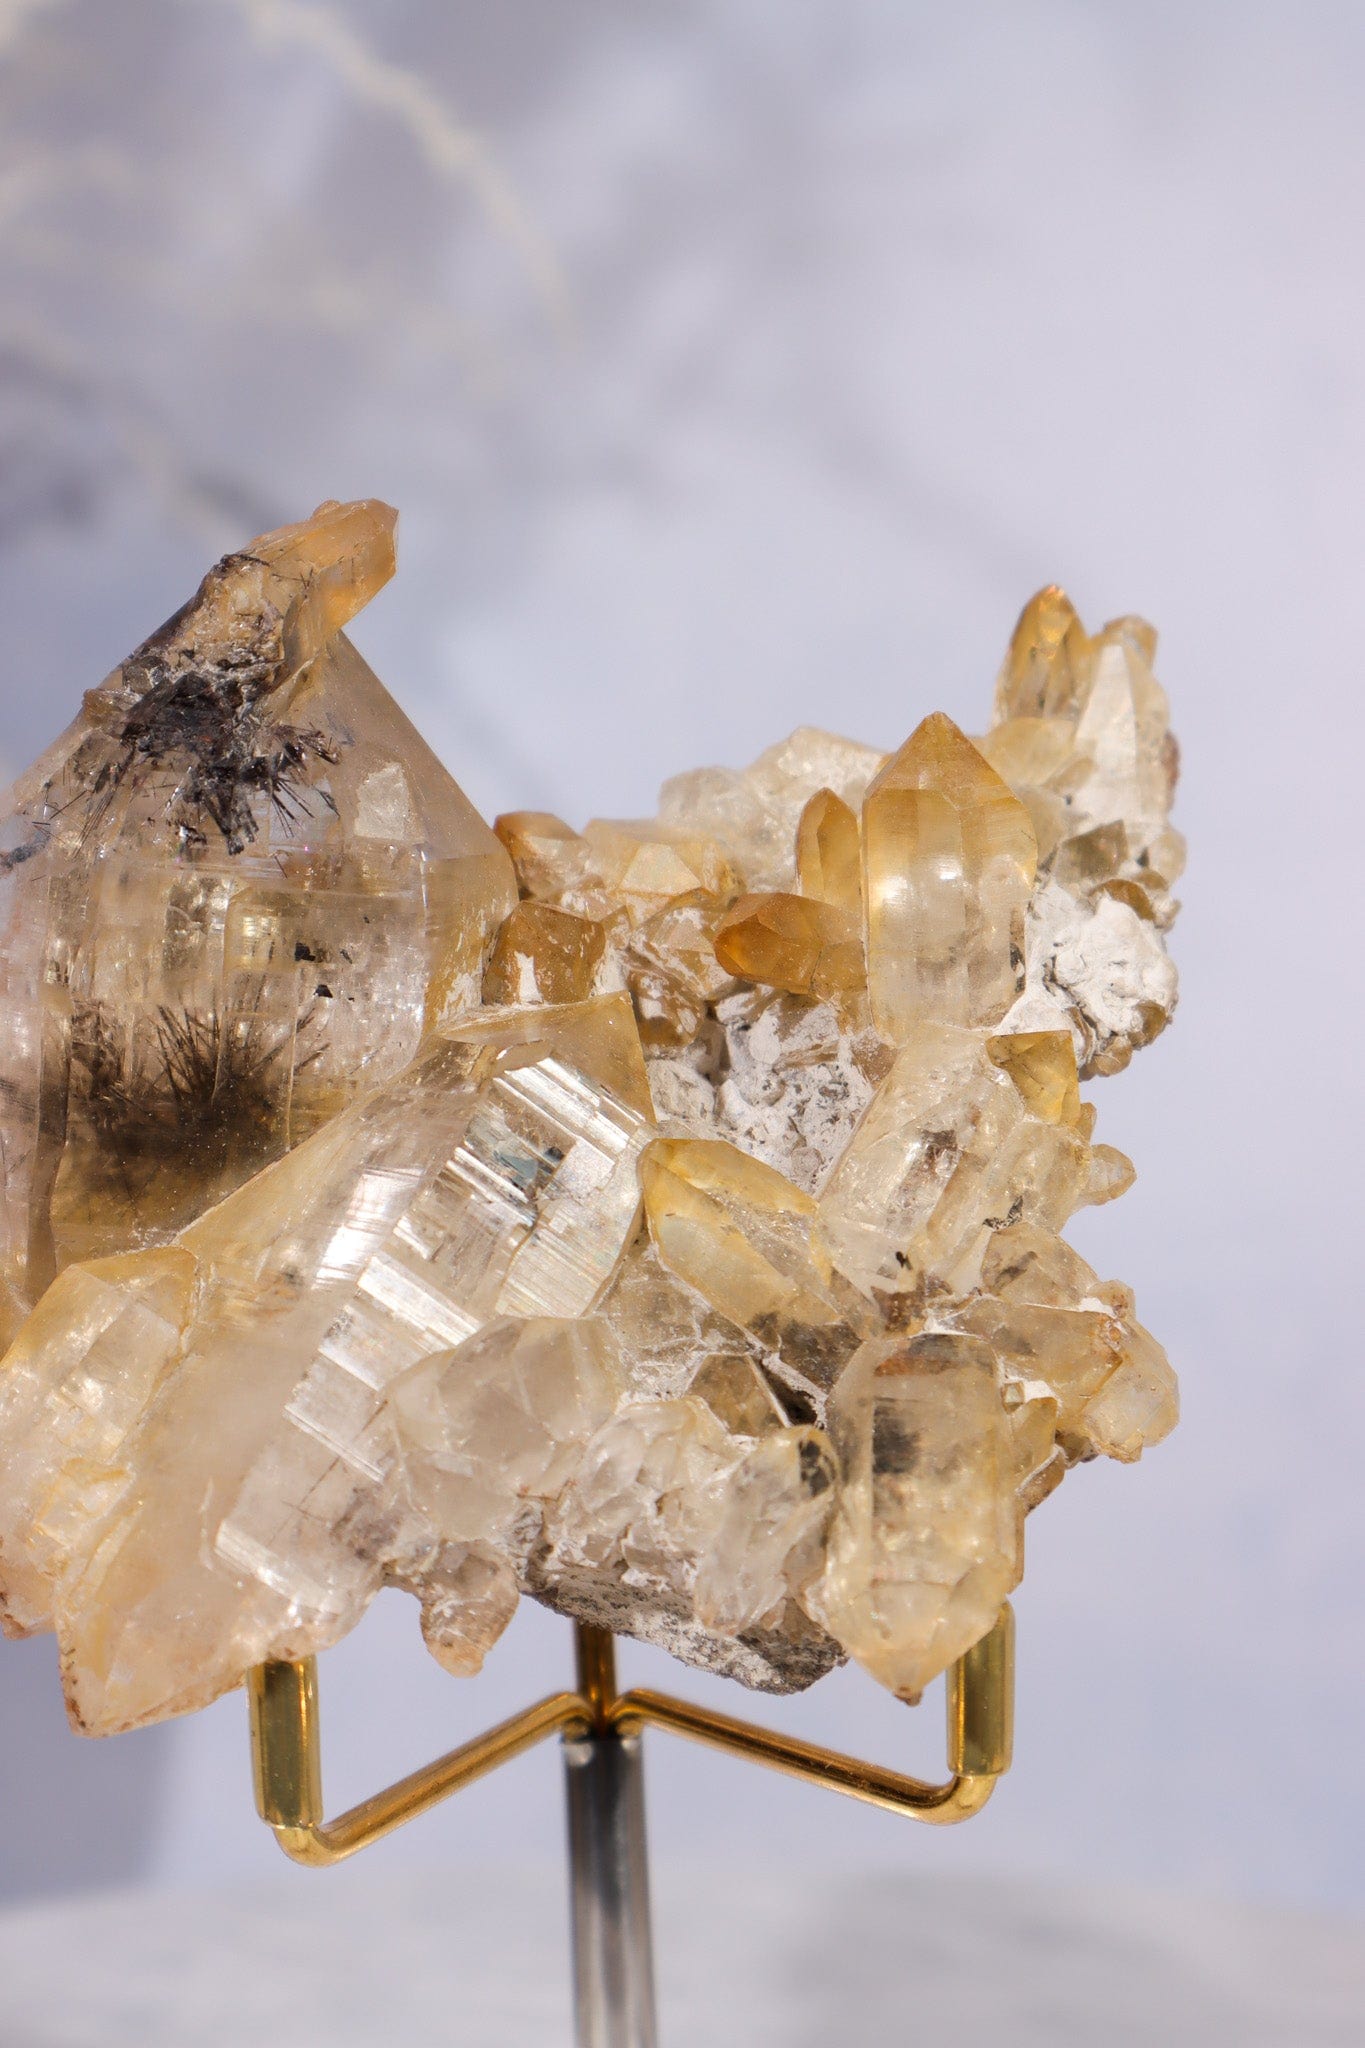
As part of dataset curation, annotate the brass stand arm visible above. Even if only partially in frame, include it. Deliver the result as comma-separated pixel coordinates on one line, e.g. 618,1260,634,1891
247,1604,1013,1865
248,1659,590,1868
610,1603,1014,1826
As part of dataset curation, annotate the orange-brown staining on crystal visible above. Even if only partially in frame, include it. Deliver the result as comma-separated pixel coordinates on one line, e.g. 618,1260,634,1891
986,1029,1084,1130
243,496,398,679
658,728,886,894
619,894,735,1049
713,891,864,1003
493,811,607,909
862,712,1037,1040
483,902,608,1007
988,588,1177,885
125,498,398,731
975,588,1184,1075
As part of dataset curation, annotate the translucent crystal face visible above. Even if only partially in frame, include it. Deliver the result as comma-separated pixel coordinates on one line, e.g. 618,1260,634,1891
0,500,516,1349
0,519,1180,1734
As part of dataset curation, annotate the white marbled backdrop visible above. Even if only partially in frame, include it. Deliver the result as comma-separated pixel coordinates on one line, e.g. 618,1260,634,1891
0,0,1361,1941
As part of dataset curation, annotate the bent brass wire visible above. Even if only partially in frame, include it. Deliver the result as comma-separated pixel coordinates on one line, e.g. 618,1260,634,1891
611,1604,1013,1826
248,1660,592,1867
248,1603,1013,1865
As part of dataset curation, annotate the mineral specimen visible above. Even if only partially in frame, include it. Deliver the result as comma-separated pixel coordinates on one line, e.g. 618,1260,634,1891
0,525,1180,1735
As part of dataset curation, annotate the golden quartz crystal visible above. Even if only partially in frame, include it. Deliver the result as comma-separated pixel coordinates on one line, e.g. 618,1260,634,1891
808,1332,1022,1700
862,711,1037,1041
795,787,862,915
713,891,864,1002
0,524,1181,1736
639,1137,863,1401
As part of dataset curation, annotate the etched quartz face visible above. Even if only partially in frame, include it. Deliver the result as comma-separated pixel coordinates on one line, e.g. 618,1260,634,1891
0,535,1181,1735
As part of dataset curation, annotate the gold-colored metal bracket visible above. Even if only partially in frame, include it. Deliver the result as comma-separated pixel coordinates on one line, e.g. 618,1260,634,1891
248,1663,591,1868
249,1604,1013,1866
613,1602,1013,1825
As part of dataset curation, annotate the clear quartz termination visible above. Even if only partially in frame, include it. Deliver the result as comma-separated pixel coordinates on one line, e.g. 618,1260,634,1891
0,522,1180,1735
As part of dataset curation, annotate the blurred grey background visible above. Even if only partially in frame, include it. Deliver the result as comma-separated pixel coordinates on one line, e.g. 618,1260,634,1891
0,0,1361,1937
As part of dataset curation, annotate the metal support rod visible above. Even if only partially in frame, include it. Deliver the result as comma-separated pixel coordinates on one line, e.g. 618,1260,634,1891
564,1626,659,2048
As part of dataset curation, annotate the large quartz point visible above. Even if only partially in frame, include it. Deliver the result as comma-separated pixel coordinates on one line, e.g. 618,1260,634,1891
0,997,654,1728
0,501,515,1348
0,538,1181,1736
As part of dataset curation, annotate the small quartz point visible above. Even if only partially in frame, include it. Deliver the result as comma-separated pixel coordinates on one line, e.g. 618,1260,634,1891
862,713,1037,1040
580,819,739,922
385,1316,626,1673
0,543,1181,1734
619,896,735,1051
968,1221,1178,1461
990,585,1091,723
483,901,608,1006
493,811,608,910
658,728,886,893
796,788,862,916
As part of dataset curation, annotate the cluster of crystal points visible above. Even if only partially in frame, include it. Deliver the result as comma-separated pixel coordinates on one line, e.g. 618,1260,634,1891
0,504,1180,1735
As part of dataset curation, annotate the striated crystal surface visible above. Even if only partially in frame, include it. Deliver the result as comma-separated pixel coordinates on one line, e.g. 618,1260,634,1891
0,542,1180,1735
0,995,655,1728
0,501,515,1350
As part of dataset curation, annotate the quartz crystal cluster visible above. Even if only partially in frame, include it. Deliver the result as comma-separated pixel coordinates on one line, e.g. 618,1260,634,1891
0,505,1181,1735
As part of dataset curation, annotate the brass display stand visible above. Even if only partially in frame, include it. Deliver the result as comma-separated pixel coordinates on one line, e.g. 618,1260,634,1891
248,1604,1013,2046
